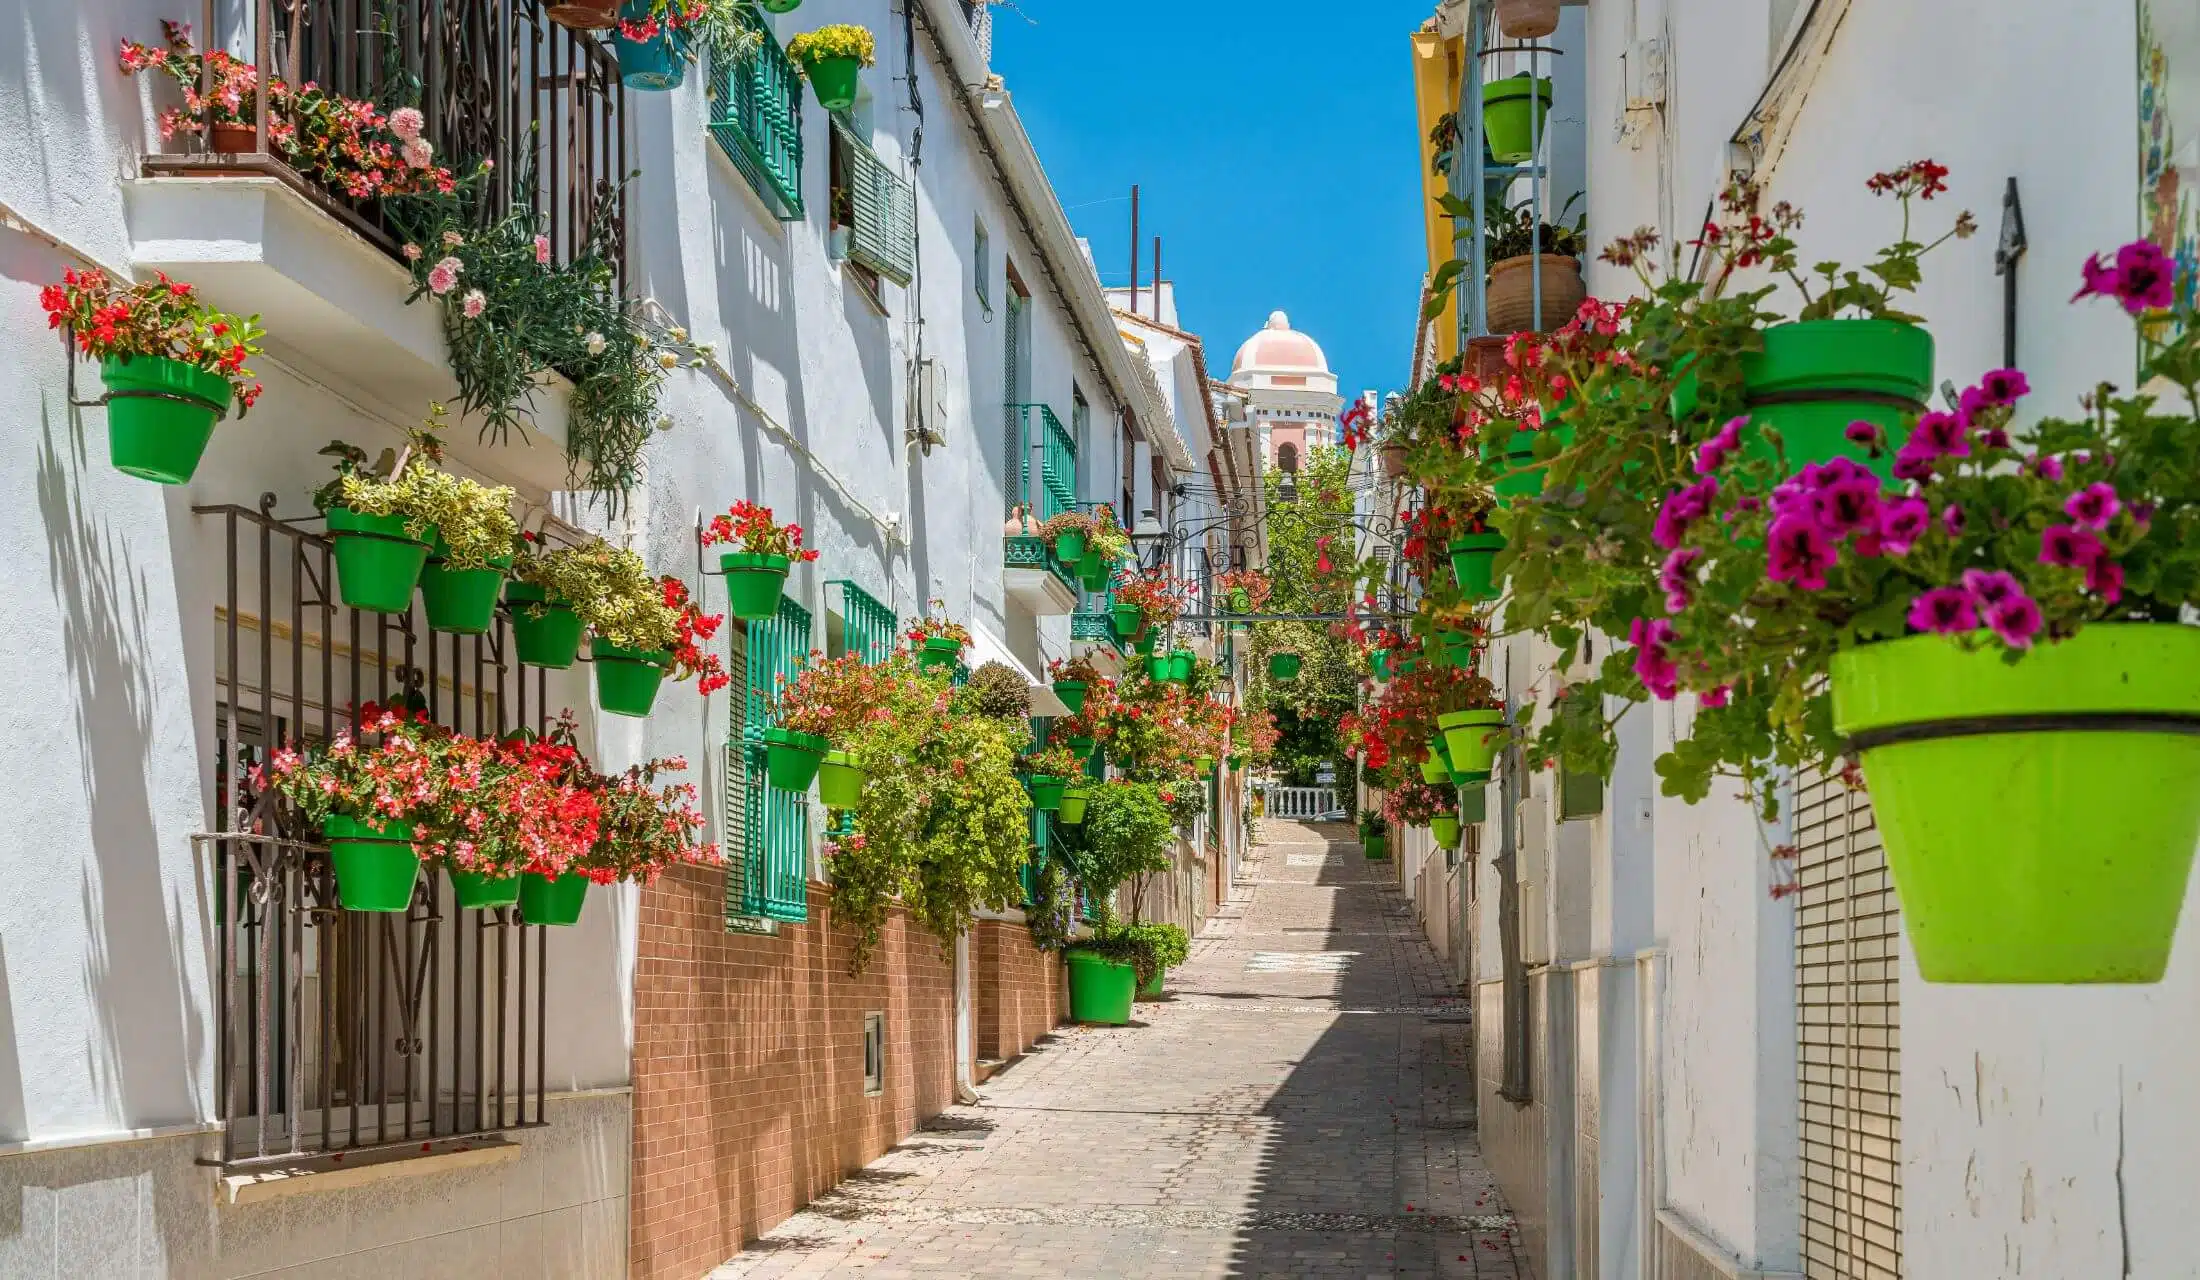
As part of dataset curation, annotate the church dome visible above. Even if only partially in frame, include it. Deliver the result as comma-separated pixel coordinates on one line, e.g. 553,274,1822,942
1232,311,1331,375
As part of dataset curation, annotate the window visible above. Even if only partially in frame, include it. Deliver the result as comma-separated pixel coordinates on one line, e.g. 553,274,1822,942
708,13,805,220
728,599,812,926
830,118,916,290
974,219,992,310
862,1011,887,1096
827,580,898,664
1071,388,1091,498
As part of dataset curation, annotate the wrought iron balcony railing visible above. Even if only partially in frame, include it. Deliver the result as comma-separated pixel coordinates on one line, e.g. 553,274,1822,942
144,0,628,284
1006,403,1078,522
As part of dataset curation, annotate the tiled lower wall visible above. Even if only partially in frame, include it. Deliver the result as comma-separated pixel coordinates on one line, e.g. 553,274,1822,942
973,919,1061,1062
0,1091,629,1279
628,871,956,1280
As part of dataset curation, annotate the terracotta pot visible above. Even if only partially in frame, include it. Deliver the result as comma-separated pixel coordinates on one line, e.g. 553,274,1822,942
1486,254,1587,336
1380,442,1408,479
544,0,620,29
1495,0,1560,39
209,123,259,153
1466,335,1510,381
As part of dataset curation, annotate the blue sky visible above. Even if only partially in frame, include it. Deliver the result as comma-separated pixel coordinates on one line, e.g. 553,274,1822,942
990,1,1435,403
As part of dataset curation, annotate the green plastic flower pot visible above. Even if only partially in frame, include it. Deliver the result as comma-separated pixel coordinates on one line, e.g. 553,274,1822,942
1418,754,1448,786
1228,754,1244,770
1053,530,1087,564
518,871,589,927
1194,755,1215,777
1147,654,1172,682
1139,966,1166,999
764,728,830,791
325,815,421,913
1364,832,1389,860
1449,533,1507,602
1053,680,1089,714
1067,736,1097,759
1736,319,1932,485
1066,949,1136,1025
1831,623,2200,984
918,636,964,672
1437,630,1479,671
505,582,585,669
1028,774,1067,811
98,355,230,484
1460,786,1488,824
1110,602,1142,638
1058,785,1091,826
1370,649,1394,682
817,750,865,808
803,53,861,111
1440,709,1506,778
449,869,521,910
593,639,670,717
1080,551,1110,592
1135,630,1161,657
759,0,800,10
325,506,432,614
1431,814,1462,850
1168,650,1197,683
419,553,512,635
614,0,691,89
1482,73,1554,163
1269,653,1303,682
720,551,793,621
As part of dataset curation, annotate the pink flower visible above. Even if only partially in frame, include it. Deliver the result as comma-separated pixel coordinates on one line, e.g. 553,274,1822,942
2086,557,2126,604
1658,547,1700,612
1766,516,1836,591
2074,240,2178,314
1977,368,2030,406
1843,420,1884,453
1654,476,1719,550
390,106,424,141
402,136,434,169
1694,416,1747,475
402,242,423,262
1908,587,1977,635
1940,504,1966,537
462,289,487,319
2064,482,2122,531
1628,618,1679,701
1868,497,1927,556
1700,685,1731,709
1985,592,2044,650
2039,523,2103,569
535,234,552,265
427,256,462,295
1962,569,2022,609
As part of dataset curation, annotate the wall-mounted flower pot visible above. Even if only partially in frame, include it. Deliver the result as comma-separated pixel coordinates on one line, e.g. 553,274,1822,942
325,507,433,614
1380,442,1409,479
1053,530,1088,564
1053,680,1088,714
1058,784,1091,826
505,582,585,668
1436,630,1479,671
1067,736,1097,761
1110,601,1142,638
817,749,865,808
1147,654,1172,682
720,551,793,621
1194,755,1215,777
593,639,670,717
419,550,513,635
1449,533,1508,603
1227,754,1244,770
1268,653,1303,682
1495,0,1560,38
1431,814,1462,849
917,635,964,672
518,871,589,926
325,815,420,913
1440,709,1506,779
764,727,830,791
1486,254,1587,336
1135,630,1161,657
98,355,230,483
1167,649,1197,683
1831,623,2200,984
1079,550,1109,592
760,0,802,10
1028,774,1067,811
543,0,619,28
449,869,521,910
1481,73,1553,163
1066,950,1136,1024
1418,753,1448,786
614,1,691,90
1370,648,1394,682
1738,318,1933,486
802,54,861,111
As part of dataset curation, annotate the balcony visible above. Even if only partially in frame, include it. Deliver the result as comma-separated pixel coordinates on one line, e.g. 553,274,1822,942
709,8,804,220
1003,535,1079,616
1007,403,1079,522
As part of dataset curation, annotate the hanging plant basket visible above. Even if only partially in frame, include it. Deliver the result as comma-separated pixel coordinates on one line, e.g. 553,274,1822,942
1431,814,1462,850
325,507,433,614
518,871,590,926
1418,752,1449,786
1449,533,1508,602
817,750,865,809
325,815,421,913
1739,319,1933,486
449,869,521,910
1436,630,1480,671
759,0,802,10
1370,648,1394,681
764,727,831,791
1146,654,1172,683
1053,530,1088,564
1481,73,1553,163
1167,649,1197,683
801,54,862,111
593,639,670,717
505,582,585,669
1269,652,1303,682
614,0,691,90
1135,630,1161,657
1194,755,1215,777
1053,679,1089,714
1059,784,1091,826
1110,601,1143,639
1067,735,1097,760
1079,549,1110,592
542,0,620,29
97,355,231,484
1831,623,2200,984
419,550,513,635
1495,0,1560,37
720,551,793,621
1439,709,1505,781
1065,949,1135,1024
918,636,964,672
1027,774,1068,811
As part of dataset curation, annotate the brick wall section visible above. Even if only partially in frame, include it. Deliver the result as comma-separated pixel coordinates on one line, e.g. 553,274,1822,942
630,869,956,1280
973,919,1062,1062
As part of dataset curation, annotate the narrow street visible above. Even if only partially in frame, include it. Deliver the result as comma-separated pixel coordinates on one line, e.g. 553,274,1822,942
712,821,1522,1279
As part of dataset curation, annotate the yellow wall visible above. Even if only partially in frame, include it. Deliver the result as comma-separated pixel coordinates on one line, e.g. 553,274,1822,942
1411,29,1464,368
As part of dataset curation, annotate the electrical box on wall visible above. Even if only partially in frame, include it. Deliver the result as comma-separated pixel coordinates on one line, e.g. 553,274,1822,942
911,358,950,452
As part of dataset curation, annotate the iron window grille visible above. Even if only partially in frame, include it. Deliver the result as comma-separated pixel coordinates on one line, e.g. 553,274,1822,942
827,580,898,664
707,11,805,220
196,499,556,1169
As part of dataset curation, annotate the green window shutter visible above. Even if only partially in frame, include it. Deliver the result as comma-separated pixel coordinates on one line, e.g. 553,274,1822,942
734,598,813,923
828,580,898,665
836,119,916,286
723,625,771,933
707,17,805,220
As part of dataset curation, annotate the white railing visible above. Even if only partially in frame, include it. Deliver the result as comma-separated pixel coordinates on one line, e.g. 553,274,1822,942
1268,787,1344,822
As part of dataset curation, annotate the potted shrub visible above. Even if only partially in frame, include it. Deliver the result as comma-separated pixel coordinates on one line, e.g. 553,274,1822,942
1359,810,1389,860
1638,248,2200,983
767,653,885,795
1481,71,1552,164
381,411,521,634
702,499,820,621
908,609,972,673
1123,920,1189,999
1048,655,1102,714
264,704,445,912
531,748,720,926
1083,505,1134,591
504,535,596,669
576,558,728,718
1039,510,1095,565
312,436,440,614
1474,193,1587,337
965,661,1034,721
1021,744,1084,812
786,24,876,112
425,722,602,910
40,266,264,484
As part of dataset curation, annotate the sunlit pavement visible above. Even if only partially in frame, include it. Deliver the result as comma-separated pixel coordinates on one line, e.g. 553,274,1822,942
711,820,1523,1279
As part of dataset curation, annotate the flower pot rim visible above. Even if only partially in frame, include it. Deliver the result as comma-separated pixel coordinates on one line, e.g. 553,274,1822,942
719,550,794,572
1438,708,1507,726
1832,623,2200,740
591,638,671,665
763,726,832,753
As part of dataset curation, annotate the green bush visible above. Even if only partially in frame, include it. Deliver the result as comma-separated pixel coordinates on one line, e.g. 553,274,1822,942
1077,781,1175,903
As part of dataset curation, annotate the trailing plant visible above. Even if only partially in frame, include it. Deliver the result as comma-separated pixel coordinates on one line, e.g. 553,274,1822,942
1156,779,1208,831
1112,568,1195,629
1384,777,1451,829
260,703,446,842
702,500,821,561
905,608,972,650
507,536,727,692
40,267,266,412
786,23,878,67
1048,655,1104,686
964,662,1033,722
1038,510,1095,545
770,652,888,740
1022,854,1076,954
617,0,767,62
572,747,721,883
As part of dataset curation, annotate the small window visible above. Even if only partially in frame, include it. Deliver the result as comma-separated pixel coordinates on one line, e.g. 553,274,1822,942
862,1011,886,1096
975,219,992,309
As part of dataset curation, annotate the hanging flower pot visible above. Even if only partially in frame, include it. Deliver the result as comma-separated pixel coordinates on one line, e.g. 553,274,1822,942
801,54,861,111
1440,709,1506,781
1079,550,1109,592
1482,73,1554,164
543,0,620,28
760,0,802,10
1831,623,2200,984
1053,679,1089,714
1167,649,1197,683
720,551,793,621
1449,533,1508,602
449,869,521,910
325,814,421,913
419,547,513,635
1027,774,1068,811
764,727,831,791
1227,754,1245,770
1431,814,1462,850
1147,654,1172,682
1486,254,1588,336
1067,735,1097,760
1110,601,1143,639
1065,949,1135,1025
1418,752,1448,786
593,639,670,717
1738,319,1934,485
1053,529,1088,564
1380,441,1409,479
1059,784,1092,826
325,507,433,614
1194,755,1215,777
1494,0,1560,38
98,355,232,484
1135,630,1161,657
505,582,585,669
1269,652,1303,682
1437,629,1479,671
918,636,965,672
614,1,692,90
817,749,865,809
518,871,590,926
1370,648,1394,682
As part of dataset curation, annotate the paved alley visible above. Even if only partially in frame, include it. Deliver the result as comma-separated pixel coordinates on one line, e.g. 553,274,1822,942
711,821,1522,1279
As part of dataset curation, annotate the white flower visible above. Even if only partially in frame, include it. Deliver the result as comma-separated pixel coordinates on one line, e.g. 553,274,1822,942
584,331,607,356
401,137,434,170
390,107,425,142
669,326,688,343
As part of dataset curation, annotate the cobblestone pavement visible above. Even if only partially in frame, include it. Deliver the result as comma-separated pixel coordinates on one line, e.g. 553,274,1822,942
711,821,1522,1279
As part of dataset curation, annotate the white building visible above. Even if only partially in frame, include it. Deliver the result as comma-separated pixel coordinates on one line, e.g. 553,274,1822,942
1228,310,1346,474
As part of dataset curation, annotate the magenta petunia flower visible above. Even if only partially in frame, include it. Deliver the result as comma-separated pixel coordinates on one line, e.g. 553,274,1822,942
1912,411,1969,459
1694,416,1748,476
1978,368,2031,405
1658,547,1701,597
2030,454,2065,482
1700,685,1731,709
2039,523,2104,569
1654,476,1719,550
1877,497,1930,555
1766,516,1836,591
2112,241,2178,313
2064,482,2122,531
1811,473,1882,540
1844,420,1884,452
1907,587,1977,635
1962,569,2022,608
1986,592,2044,649
1628,617,1679,701
2087,557,2125,603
